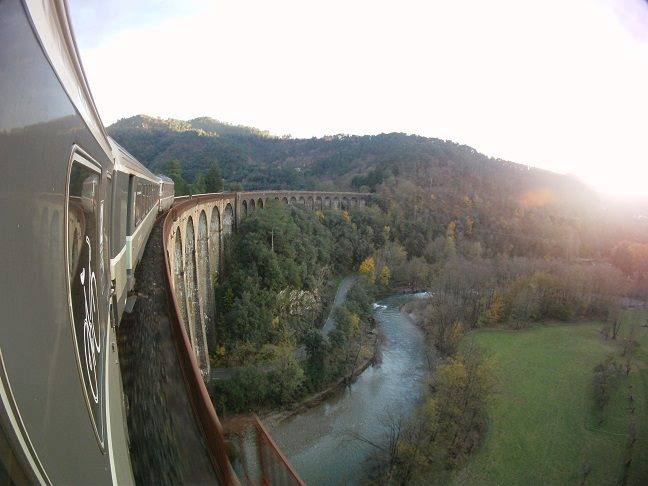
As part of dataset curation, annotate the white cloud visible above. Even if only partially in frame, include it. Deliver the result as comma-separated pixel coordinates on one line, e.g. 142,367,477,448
72,0,648,196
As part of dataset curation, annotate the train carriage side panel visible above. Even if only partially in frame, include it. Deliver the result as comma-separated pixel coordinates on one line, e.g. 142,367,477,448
158,175,174,213
109,138,160,283
0,0,133,483
110,170,130,319
130,176,158,270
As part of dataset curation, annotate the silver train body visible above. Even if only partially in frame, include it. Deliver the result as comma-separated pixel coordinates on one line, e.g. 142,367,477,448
0,0,173,483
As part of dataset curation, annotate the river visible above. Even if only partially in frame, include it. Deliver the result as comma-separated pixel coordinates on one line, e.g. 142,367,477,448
268,294,433,484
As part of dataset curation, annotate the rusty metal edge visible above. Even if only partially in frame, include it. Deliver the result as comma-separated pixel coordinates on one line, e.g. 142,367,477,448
162,195,238,485
252,415,305,486
161,191,365,485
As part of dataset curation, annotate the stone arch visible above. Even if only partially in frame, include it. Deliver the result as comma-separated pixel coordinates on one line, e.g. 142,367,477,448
351,197,358,207
289,196,297,205
173,228,190,340
307,196,314,209
257,198,264,209
324,196,331,208
342,197,349,210
298,196,305,206
242,199,248,218
198,211,211,334
223,203,234,235
315,196,322,210
209,206,221,281
222,203,234,273
282,197,288,205
333,197,340,209
185,217,207,371
249,199,256,212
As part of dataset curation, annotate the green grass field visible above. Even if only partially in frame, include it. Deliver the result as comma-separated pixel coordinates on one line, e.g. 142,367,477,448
452,311,648,486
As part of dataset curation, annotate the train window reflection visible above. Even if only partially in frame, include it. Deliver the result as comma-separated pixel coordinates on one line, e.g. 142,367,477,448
66,158,105,448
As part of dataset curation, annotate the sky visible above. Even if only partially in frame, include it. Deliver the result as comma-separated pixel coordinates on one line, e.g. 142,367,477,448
68,0,648,197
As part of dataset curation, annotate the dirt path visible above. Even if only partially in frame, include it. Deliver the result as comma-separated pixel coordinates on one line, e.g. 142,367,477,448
321,275,358,336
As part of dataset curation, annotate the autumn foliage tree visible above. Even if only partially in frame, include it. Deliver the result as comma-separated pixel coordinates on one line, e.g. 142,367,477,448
359,256,376,283
368,347,493,483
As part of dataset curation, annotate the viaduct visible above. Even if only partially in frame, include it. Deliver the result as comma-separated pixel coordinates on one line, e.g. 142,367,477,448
163,190,372,377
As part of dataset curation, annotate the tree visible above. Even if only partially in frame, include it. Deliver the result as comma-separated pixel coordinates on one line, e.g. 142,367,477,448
205,164,223,193
602,305,623,340
482,291,504,327
359,256,376,283
379,265,391,286
592,354,622,422
163,159,189,195
362,346,493,482
445,221,457,258
192,171,206,194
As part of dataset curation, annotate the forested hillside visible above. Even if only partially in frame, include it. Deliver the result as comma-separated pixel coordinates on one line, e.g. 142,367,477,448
108,115,648,295
110,116,648,481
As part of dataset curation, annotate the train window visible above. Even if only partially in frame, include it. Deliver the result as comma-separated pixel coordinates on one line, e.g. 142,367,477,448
111,172,128,258
66,154,106,449
134,180,141,228
105,175,112,258
132,178,157,229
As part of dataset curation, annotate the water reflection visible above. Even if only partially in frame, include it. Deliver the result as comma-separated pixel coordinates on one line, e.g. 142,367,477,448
269,294,433,485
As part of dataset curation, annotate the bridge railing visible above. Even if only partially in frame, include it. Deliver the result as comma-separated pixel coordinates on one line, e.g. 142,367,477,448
225,415,305,486
162,193,308,485
162,196,237,485
254,416,305,486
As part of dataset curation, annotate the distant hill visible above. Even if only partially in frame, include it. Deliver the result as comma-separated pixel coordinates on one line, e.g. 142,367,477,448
107,114,648,260
110,114,271,138
107,115,591,201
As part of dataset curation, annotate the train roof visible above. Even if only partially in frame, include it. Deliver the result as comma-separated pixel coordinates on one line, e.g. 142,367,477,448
109,137,159,183
24,0,112,158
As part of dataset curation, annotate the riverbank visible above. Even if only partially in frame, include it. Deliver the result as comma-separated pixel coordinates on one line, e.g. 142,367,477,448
211,275,357,380
266,294,430,484
322,275,359,335
265,289,430,424
214,275,376,418
263,328,382,423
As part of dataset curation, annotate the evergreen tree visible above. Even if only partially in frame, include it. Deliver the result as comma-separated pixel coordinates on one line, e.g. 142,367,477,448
163,159,189,195
192,171,206,194
205,164,223,193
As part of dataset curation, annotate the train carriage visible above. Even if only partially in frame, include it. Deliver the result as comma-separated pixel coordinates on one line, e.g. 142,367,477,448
158,175,175,213
0,0,173,483
109,138,163,318
0,0,133,482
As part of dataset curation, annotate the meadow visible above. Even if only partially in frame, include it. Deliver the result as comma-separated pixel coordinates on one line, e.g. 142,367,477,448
453,311,648,485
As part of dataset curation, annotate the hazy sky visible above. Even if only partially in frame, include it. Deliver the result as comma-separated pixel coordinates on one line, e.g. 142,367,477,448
68,0,648,196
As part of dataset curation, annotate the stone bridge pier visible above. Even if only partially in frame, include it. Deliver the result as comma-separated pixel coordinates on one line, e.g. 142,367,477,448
165,190,372,377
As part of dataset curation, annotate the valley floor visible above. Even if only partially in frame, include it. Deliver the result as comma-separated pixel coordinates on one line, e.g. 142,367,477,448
453,314,648,486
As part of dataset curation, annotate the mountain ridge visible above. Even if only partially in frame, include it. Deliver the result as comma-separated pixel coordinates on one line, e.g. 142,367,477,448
110,114,272,138
107,113,648,263
107,114,589,197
